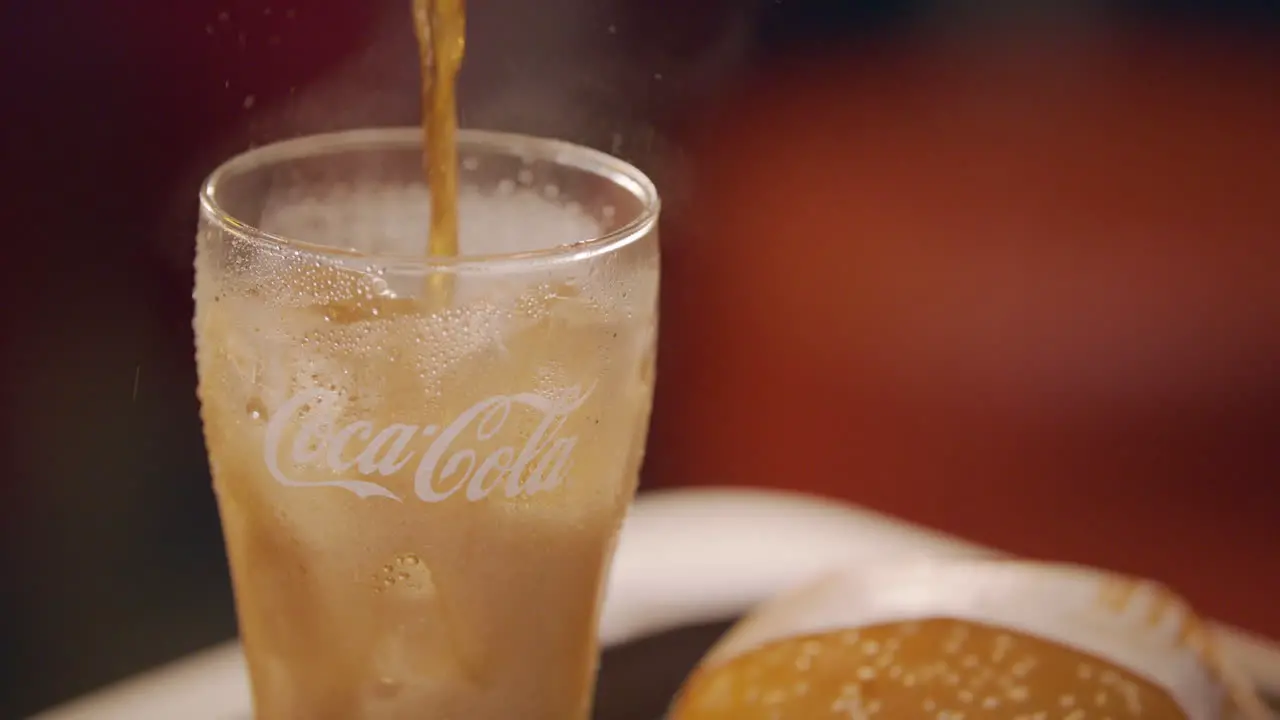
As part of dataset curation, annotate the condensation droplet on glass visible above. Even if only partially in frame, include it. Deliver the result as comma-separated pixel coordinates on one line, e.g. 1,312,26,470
374,678,402,698
243,95,256,110
245,397,267,421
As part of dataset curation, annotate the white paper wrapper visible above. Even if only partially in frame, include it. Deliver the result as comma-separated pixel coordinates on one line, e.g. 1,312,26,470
676,560,1270,720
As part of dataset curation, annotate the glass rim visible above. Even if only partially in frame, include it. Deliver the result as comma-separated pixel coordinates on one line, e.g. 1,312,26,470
199,127,660,271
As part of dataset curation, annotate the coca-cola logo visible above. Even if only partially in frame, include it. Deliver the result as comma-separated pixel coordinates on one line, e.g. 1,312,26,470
262,384,595,502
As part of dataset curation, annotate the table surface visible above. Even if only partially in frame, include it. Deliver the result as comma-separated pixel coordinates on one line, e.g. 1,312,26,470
34,488,1280,720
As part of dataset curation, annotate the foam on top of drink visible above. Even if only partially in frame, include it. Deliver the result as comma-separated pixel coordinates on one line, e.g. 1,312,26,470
259,182,603,260
244,178,649,322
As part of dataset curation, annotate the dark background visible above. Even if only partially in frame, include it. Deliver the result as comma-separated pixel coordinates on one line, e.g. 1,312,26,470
2,1,1278,717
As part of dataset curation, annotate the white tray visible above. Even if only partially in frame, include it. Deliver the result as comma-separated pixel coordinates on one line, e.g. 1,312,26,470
35,488,1280,719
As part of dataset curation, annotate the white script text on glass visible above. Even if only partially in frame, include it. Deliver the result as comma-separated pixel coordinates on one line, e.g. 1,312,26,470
262,385,595,502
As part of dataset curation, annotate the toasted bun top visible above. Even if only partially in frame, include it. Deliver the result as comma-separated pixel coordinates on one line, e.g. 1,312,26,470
671,617,1187,719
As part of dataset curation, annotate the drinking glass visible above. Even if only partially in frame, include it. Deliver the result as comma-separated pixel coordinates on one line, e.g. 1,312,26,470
194,128,660,719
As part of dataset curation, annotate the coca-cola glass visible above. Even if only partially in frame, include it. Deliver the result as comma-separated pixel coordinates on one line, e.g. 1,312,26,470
193,128,660,719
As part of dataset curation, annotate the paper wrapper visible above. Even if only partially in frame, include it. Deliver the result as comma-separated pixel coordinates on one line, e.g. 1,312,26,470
671,560,1271,719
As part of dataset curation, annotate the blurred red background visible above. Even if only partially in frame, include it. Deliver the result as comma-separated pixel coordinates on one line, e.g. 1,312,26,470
648,27,1280,640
